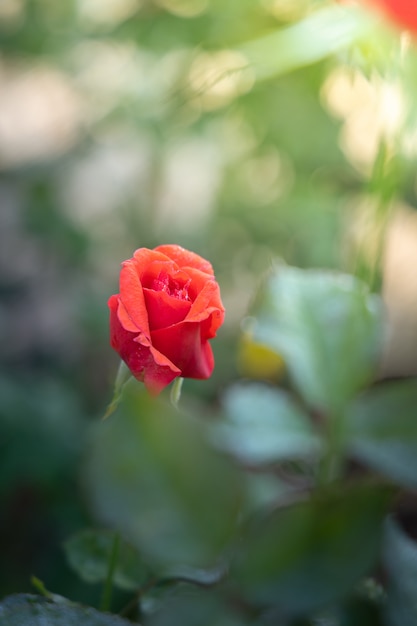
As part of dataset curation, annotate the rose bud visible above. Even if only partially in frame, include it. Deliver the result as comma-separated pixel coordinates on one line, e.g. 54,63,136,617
108,245,225,395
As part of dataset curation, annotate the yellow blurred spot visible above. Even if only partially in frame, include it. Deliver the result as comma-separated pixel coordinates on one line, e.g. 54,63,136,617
237,332,285,381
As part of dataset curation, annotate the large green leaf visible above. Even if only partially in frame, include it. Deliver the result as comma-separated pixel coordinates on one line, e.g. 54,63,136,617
252,266,382,415
382,518,417,626
85,383,242,571
64,528,148,591
346,381,417,488
0,594,130,625
233,484,389,616
213,383,321,465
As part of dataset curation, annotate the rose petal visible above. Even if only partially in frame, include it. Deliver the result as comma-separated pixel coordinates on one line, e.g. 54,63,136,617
140,260,177,290
142,343,182,395
182,267,212,301
132,249,174,280
151,321,215,379
109,295,180,394
155,244,214,276
143,288,192,331
199,307,225,340
185,273,225,335
118,260,150,337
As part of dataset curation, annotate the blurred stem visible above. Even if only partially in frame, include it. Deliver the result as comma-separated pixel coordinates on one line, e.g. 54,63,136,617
353,139,398,291
101,532,120,613
119,578,157,621
170,377,183,408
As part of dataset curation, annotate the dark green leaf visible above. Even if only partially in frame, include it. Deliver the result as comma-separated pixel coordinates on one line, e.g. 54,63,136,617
85,383,242,571
214,383,321,464
382,518,417,626
0,594,130,625
233,484,389,615
253,266,382,414
346,381,417,488
64,529,148,591
146,585,246,626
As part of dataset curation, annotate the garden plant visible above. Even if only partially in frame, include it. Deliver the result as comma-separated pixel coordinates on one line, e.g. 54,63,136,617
2,1,417,625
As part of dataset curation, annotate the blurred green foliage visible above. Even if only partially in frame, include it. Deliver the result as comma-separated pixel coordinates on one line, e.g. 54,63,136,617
64,529,149,591
86,383,242,570
2,0,417,624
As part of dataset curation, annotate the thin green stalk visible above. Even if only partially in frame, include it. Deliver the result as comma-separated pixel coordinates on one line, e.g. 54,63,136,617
101,532,121,612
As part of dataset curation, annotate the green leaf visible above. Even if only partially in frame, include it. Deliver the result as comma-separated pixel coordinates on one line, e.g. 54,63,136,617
382,518,417,626
233,484,390,616
64,529,148,591
238,5,372,81
213,383,321,465
0,594,131,625
145,586,247,626
346,381,417,488
253,266,382,414
85,383,242,571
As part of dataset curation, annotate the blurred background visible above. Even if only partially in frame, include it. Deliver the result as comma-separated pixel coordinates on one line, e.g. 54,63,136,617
2,0,417,606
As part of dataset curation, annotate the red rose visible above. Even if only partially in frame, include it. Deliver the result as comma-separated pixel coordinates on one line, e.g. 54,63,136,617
362,0,417,34
108,245,225,395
